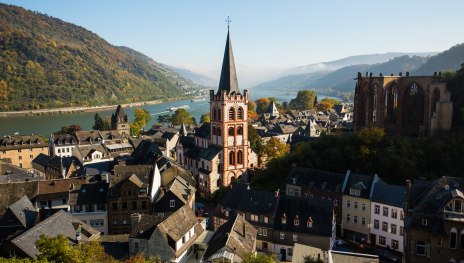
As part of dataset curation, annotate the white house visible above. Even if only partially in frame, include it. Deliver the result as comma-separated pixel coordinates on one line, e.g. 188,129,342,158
370,180,405,253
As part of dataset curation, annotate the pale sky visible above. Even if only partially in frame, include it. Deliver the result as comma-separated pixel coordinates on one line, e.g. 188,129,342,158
2,0,464,86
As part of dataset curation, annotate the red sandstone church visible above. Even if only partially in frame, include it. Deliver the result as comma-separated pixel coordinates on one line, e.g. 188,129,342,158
176,29,258,198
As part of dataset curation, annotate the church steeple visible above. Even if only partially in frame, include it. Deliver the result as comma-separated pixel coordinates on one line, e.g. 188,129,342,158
217,29,240,95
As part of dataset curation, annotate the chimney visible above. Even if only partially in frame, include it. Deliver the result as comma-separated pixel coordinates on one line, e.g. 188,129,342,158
369,73,372,77
434,72,437,76
379,73,383,77
365,72,368,77
399,72,402,76
406,72,409,76
439,72,442,77
391,73,393,76
130,213,142,229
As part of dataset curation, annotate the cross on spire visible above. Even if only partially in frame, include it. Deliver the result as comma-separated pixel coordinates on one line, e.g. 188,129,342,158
225,16,232,30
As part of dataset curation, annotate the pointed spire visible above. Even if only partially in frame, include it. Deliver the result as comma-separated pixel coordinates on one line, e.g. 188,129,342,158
267,101,279,117
179,123,188,136
217,30,240,95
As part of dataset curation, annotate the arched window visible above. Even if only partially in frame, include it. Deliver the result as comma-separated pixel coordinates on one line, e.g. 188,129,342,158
228,127,235,137
432,88,440,113
229,107,235,121
237,126,243,135
402,83,424,131
212,126,216,136
237,150,243,164
386,84,398,123
229,151,235,165
450,227,457,249
213,108,217,121
218,109,221,121
218,163,223,173
217,127,221,137
370,84,378,123
237,107,244,120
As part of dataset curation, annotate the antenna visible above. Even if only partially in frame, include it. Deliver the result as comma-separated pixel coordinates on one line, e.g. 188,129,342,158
225,15,232,30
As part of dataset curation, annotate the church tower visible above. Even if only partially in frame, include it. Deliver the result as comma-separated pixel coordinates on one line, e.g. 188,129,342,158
111,105,130,135
209,29,251,187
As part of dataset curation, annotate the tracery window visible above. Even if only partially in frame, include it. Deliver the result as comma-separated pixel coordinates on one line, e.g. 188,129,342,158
237,107,244,120
229,107,235,121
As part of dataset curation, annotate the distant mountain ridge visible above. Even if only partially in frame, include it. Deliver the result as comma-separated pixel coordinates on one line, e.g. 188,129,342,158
0,4,196,111
165,65,217,87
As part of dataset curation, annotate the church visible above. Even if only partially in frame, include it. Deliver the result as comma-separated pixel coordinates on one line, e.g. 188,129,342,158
353,72,453,136
176,29,258,198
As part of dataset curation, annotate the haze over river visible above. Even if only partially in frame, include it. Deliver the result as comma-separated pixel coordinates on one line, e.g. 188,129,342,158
0,89,330,137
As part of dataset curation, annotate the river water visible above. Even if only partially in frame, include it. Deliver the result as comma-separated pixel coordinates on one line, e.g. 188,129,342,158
0,89,323,137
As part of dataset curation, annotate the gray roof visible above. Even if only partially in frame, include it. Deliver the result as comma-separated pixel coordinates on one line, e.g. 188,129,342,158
0,181,39,215
11,210,100,258
371,180,405,207
217,30,240,95
287,167,346,193
5,196,37,229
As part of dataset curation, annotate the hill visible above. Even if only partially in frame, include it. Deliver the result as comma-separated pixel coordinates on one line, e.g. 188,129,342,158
414,43,464,75
0,4,195,111
165,65,217,87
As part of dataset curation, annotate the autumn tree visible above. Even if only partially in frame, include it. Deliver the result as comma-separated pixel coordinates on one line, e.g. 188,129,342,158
200,113,210,123
131,108,151,136
55,124,82,134
242,253,278,263
248,125,264,164
289,90,317,110
263,137,290,161
171,108,195,125
315,97,341,111
255,97,280,114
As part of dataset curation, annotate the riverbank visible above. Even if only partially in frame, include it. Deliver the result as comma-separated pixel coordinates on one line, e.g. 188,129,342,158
0,97,187,118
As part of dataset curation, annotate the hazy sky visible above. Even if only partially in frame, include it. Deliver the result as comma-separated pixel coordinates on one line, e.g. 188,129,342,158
2,0,464,86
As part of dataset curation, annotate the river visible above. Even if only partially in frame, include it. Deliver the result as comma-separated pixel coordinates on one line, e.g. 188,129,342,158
0,89,327,137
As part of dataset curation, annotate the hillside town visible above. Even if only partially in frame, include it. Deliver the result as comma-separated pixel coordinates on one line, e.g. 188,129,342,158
1,10,464,263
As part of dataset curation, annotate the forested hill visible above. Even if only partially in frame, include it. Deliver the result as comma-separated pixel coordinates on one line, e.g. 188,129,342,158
0,4,195,111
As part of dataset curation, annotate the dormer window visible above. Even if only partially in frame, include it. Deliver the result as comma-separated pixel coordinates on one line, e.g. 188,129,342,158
307,217,313,228
454,200,462,213
422,219,428,226
281,214,287,224
294,216,299,226
349,188,361,196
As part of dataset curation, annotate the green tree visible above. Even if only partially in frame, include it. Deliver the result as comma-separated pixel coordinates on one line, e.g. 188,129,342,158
315,97,341,111
303,255,324,263
171,108,195,125
200,113,210,123
242,253,278,263
157,114,172,124
36,234,80,263
131,108,151,136
93,113,111,130
55,125,82,134
248,125,264,164
289,90,317,110
263,137,290,161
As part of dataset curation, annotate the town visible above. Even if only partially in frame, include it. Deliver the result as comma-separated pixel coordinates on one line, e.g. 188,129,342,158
1,2,464,263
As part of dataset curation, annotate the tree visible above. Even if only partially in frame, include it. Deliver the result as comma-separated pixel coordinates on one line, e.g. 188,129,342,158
131,108,151,136
171,108,195,126
263,137,290,161
157,114,172,124
248,100,257,112
93,113,111,130
242,253,278,263
55,124,82,134
289,90,317,110
255,98,271,114
248,125,264,164
303,255,324,263
36,234,80,263
316,97,341,111
200,113,210,123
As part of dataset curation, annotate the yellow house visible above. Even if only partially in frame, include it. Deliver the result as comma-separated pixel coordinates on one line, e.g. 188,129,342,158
0,135,48,169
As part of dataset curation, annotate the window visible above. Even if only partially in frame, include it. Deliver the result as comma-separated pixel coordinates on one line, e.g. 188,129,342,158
237,126,243,135
19,156,22,160
392,209,398,219
307,217,313,228
30,155,33,159
294,217,299,226
416,241,426,256
250,214,258,222
142,201,147,209
362,203,366,211
391,224,397,234
287,248,293,256
123,218,128,225
263,229,268,236
90,219,104,227
455,200,462,212
264,216,269,224
237,107,244,120
450,228,457,249
379,236,386,246
437,237,443,247
122,202,127,211
170,200,175,208
400,211,404,220
346,200,351,208
112,203,117,210
354,202,358,209
213,108,217,120
392,240,399,250
132,201,137,210
289,189,294,196
113,219,118,225
334,200,339,206
237,150,243,164
383,207,389,217
293,234,298,241
422,219,427,226
400,226,404,236
281,215,286,224
349,188,361,196
346,214,351,222
374,220,379,229
228,127,235,137
258,228,263,235
218,109,221,120
280,232,285,239
361,217,366,226
353,216,358,224
229,107,235,120
382,222,388,232
229,151,235,165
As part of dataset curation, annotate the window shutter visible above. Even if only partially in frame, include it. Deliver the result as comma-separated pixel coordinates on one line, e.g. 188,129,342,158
410,240,415,255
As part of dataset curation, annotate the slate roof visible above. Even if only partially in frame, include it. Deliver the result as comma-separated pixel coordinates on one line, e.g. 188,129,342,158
219,183,278,220
195,123,211,139
73,144,110,161
186,146,222,161
130,214,167,239
273,196,334,237
343,172,376,199
31,153,51,173
69,182,109,206
217,30,240,95
51,133,78,145
203,214,257,261
178,136,195,149
112,165,152,186
75,130,103,144
37,178,85,200
0,161,38,183
130,139,162,165
10,210,100,258
4,196,38,229
0,135,46,150
371,180,406,207
0,181,39,215
287,167,346,193
112,105,128,124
